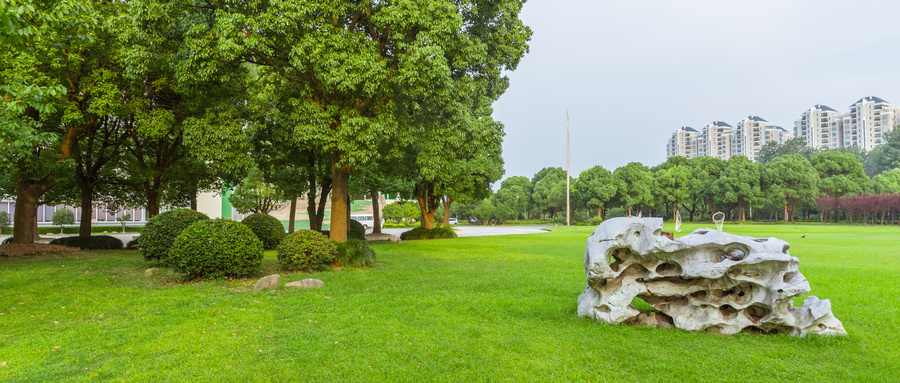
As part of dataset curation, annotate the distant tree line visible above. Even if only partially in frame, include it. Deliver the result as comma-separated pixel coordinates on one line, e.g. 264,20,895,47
455,129,900,225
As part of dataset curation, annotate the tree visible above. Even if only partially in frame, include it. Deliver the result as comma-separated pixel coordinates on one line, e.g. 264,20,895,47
757,137,818,164
869,128,900,175
229,168,285,215
573,166,617,219
762,154,818,222
143,1,531,242
652,157,691,219
873,168,900,194
713,156,762,222
531,167,567,218
686,156,725,220
810,151,868,198
51,208,75,234
382,203,404,223
495,176,533,220
1,1,101,243
612,163,653,216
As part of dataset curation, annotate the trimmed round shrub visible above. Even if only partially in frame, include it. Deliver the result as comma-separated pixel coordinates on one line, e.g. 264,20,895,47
139,209,209,263
240,213,286,250
277,230,336,272
400,226,457,240
334,239,376,268
50,235,123,250
348,220,366,241
169,219,264,279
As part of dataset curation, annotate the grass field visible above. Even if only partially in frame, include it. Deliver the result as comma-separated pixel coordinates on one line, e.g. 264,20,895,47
1,223,897,382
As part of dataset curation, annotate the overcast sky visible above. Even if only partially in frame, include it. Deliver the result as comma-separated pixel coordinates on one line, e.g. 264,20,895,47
491,0,900,183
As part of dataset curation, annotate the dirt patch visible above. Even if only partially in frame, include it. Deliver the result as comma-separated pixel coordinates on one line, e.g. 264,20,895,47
0,243,81,258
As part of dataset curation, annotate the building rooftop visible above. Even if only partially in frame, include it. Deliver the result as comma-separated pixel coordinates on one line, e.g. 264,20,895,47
680,126,699,133
854,96,889,105
708,121,732,128
814,104,837,112
747,115,768,122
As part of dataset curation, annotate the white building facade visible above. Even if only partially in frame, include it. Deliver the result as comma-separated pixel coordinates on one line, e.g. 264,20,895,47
842,96,900,151
666,126,700,159
795,105,843,150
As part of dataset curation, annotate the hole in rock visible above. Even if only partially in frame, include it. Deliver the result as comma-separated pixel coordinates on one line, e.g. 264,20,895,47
720,247,747,261
630,297,659,313
608,251,622,272
783,272,796,283
782,244,791,254
777,289,783,294
690,290,708,300
738,292,745,297
703,325,723,335
719,304,738,320
655,262,682,276
744,304,770,323
742,326,785,335
695,230,708,235
818,323,827,330
653,229,662,237
753,238,769,243
597,305,611,313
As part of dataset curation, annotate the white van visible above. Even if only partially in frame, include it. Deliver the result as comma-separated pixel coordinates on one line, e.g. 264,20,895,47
350,214,380,229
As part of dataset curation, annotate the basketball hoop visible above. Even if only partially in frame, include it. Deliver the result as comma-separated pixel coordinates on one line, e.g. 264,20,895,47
713,212,725,232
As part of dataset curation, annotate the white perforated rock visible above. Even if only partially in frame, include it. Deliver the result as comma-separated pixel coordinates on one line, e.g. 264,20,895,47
576,217,845,336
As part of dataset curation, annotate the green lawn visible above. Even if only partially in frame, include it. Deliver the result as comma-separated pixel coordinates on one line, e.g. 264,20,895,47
1,223,897,382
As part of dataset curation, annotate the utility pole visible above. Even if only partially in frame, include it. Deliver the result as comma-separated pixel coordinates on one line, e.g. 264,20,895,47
566,111,571,227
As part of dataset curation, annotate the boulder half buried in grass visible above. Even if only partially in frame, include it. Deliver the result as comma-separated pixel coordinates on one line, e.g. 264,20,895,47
576,217,846,336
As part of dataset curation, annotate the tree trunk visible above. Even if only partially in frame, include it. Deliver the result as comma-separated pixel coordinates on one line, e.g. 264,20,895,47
371,190,382,234
190,190,198,211
329,152,350,242
79,185,94,237
315,182,331,231
12,175,53,244
783,203,788,223
442,196,453,227
146,188,160,218
790,200,797,222
288,196,297,233
413,181,441,229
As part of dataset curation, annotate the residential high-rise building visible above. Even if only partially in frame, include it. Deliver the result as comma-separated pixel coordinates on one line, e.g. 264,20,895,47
842,96,900,150
666,126,700,159
732,116,789,161
665,95,899,161
699,121,733,160
795,105,843,150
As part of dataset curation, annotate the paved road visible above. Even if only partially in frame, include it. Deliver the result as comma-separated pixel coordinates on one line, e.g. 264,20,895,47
378,225,551,238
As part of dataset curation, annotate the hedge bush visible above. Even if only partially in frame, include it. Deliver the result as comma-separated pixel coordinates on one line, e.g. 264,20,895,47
240,213,286,250
277,230,336,272
49,235,124,250
140,209,209,263
169,219,264,279
334,239,376,268
399,226,457,240
348,219,366,241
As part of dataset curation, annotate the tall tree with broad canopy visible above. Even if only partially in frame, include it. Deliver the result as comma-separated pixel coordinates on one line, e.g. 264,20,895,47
1,1,104,243
762,154,818,222
572,165,617,219
810,151,868,198
686,156,725,221
495,176,532,220
653,163,692,220
713,156,762,222
137,1,531,241
531,167,566,219
612,162,653,216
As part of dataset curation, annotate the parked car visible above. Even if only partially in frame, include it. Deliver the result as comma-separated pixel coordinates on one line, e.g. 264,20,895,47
350,214,382,229
448,218,458,225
